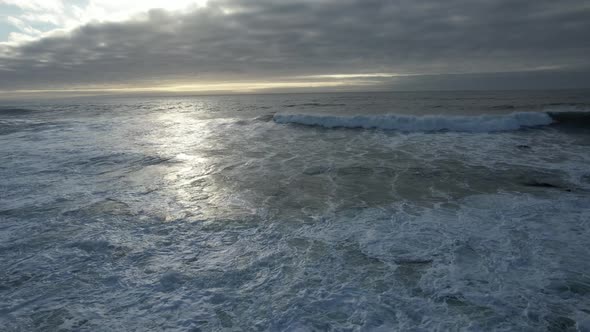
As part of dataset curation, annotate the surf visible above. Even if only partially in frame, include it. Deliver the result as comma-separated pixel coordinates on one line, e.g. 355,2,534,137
273,111,557,132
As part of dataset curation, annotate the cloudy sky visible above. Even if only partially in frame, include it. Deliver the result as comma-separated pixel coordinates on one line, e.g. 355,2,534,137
1,0,589,97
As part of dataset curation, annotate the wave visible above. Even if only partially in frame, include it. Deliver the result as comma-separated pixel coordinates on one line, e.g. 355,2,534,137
548,111,590,126
283,103,347,108
0,108,39,116
274,111,557,132
487,102,590,111
544,102,590,108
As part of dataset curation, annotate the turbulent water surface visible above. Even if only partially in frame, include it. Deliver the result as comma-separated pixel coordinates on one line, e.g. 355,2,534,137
1,90,590,331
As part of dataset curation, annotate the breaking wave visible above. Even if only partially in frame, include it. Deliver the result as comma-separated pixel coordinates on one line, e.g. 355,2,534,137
273,107,590,132
548,111,590,126
274,111,557,132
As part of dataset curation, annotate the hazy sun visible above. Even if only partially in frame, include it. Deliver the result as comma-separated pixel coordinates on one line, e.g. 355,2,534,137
80,0,209,22
0,0,210,44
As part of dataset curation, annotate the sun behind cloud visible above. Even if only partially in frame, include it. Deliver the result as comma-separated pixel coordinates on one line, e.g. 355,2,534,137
0,0,208,44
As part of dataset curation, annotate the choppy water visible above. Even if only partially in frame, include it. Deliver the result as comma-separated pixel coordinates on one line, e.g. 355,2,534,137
1,91,590,331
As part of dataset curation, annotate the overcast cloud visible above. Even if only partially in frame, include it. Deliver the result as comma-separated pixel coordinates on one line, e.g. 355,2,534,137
1,0,589,94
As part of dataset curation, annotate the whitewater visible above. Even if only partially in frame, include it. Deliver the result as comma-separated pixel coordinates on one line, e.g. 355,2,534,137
1,90,590,331
273,111,556,132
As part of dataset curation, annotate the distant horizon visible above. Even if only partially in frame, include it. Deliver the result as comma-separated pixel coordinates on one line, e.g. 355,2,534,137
2,86,590,102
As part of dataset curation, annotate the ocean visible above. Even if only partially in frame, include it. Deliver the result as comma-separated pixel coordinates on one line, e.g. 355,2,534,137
1,90,590,331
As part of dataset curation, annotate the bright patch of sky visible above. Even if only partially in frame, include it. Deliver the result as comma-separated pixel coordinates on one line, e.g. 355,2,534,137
0,0,207,43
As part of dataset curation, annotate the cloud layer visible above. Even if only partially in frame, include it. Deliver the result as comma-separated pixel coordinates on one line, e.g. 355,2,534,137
1,0,589,93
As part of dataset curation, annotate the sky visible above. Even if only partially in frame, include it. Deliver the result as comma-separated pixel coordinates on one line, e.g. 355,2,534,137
0,0,589,97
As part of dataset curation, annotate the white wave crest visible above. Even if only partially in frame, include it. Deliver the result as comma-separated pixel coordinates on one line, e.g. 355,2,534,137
273,111,554,132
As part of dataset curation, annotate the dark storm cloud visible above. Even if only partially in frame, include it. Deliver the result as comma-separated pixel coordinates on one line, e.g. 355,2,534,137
1,0,589,91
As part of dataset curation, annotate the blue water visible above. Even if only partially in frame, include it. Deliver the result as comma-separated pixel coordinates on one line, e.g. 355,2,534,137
1,91,590,331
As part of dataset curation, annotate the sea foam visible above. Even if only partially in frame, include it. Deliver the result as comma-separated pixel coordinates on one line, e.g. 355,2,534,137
274,111,554,132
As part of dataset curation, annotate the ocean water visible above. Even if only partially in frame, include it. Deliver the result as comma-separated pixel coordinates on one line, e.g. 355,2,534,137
1,90,590,331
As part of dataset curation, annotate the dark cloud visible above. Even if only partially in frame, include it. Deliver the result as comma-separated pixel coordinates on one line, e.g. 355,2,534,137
1,0,589,92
